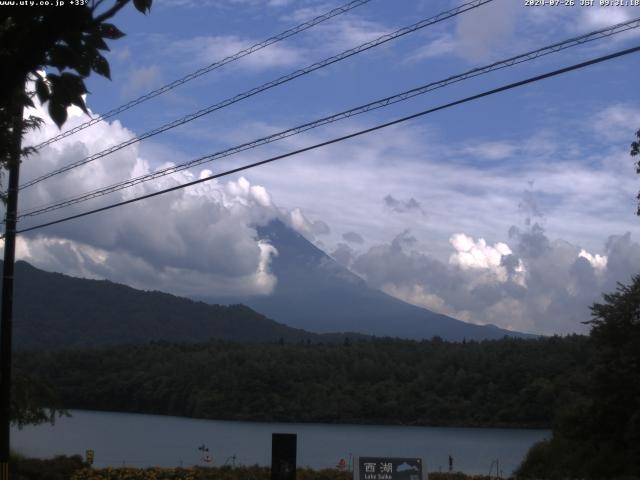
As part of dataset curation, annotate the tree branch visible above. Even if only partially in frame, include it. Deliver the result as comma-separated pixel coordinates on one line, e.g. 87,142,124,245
94,0,129,23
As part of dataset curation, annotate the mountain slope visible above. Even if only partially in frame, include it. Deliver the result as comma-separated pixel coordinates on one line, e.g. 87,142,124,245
2,261,339,351
211,220,530,341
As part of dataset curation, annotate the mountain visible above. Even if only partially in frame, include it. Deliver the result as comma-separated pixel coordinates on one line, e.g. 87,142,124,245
209,220,531,341
2,261,354,351
3,221,530,350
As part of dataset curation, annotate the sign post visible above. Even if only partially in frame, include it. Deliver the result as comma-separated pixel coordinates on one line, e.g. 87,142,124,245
271,433,296,480
354,457,427,480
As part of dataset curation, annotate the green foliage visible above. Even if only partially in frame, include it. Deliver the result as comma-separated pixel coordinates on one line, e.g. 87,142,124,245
587,276,640,453
17,335,590,428
0,0,152,127
517,276,640,479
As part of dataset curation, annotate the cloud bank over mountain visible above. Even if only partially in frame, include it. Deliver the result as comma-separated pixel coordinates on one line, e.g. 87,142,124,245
333,222,640,335
10,100,294,299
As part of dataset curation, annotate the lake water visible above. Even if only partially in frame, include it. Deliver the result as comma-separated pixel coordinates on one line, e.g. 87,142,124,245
12,410,549,476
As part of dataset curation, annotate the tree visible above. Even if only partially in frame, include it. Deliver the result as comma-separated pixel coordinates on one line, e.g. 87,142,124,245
584,275,640,474
517,276,640,478
0,0,153,447
1,0,152,127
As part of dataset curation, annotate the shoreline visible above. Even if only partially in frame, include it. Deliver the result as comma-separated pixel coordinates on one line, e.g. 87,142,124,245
57,408,553,431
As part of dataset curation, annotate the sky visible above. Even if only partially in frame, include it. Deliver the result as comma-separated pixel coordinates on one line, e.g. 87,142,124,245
5,0,640,335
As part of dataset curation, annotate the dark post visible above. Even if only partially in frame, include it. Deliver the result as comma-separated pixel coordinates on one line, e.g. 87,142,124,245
0,87,25,480
271,433,296,480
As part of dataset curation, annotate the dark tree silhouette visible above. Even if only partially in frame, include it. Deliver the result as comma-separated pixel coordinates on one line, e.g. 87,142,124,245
0,0,152,428
0,0,152,177
518,276,640,478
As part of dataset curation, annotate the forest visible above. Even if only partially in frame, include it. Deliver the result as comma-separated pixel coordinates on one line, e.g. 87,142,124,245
17,335,590,429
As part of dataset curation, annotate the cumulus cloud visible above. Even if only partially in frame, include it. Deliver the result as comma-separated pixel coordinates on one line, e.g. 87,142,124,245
449,233,514,282
346,223,640,336
8,96,293,299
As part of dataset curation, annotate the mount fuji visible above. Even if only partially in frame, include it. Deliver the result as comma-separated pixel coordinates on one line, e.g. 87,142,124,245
207,220,531,341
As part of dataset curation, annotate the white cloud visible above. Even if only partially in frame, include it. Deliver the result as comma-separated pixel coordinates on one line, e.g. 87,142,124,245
11,96,291,299
578,248,607,271
282,9,390,52
240,110,637,266
168,35,304,71
287,207,330,239
407,33,458,62
592,104,640,142
581,6,633,29
319,17,389,48
449,233,512,278
347,224,640,335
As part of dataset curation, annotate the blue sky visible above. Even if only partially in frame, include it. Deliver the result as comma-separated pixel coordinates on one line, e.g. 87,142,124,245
10,0,640,335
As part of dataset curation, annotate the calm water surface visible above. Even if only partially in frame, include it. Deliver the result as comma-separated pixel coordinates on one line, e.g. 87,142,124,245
12,410,549,476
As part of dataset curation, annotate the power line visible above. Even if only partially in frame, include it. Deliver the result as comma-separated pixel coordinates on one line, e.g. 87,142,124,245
13,44,640,237
28,0,373,151
19,0,494,190
16,18,640,220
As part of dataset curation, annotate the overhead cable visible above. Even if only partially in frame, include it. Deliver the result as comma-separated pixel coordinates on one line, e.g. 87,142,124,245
20,0,494,190
29,0,374,150
12,44,640,236
16,18,640,220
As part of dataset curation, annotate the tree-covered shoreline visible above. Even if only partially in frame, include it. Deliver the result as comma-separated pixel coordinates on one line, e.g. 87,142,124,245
17,335,591,429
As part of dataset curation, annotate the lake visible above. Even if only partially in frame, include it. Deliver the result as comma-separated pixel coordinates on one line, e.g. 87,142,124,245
12,410,549,476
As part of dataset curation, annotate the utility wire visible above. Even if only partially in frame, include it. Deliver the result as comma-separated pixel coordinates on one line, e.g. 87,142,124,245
29,0,373,151
19,0,494,190
12,44,640,237
16,17,640,220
